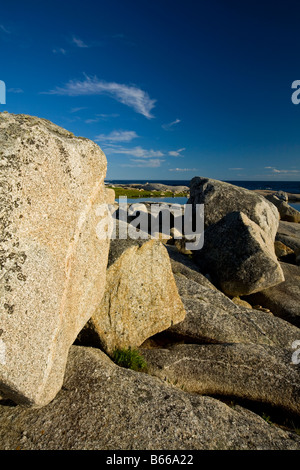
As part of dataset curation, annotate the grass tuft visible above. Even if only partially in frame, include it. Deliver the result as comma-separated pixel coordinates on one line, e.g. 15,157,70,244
112,347,148,372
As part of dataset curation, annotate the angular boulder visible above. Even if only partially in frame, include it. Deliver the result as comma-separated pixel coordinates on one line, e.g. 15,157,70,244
188,176,280,239
0,113,110,407
194,211,284,296
82,238,186,354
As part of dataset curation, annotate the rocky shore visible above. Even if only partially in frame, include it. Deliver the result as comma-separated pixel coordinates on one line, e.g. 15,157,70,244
0,113,300,450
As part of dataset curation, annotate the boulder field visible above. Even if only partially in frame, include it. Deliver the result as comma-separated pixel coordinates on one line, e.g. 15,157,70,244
0,113,299,450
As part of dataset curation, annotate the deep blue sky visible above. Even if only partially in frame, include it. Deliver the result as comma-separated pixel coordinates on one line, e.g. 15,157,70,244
1,0,300,180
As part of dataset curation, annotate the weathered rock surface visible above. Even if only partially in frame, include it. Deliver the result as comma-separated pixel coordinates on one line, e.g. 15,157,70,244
274,240,295,261
276,221,300,253
245,262,300,327
0,346,299,450
266,194,300,223
141,343,300,416
194,211,284,296
163,273,300,349
0,113,110,407
189,177,279,239
82,238,186,354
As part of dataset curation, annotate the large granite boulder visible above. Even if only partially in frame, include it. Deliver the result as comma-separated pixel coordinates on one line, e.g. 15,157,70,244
188,177,279,239
0,346,299,450
81,238,186,354
141,343,300,416
0,113,110,407
194,211,284,296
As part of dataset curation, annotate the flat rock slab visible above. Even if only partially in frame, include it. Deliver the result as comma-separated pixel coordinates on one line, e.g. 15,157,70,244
0,346,299,450
141,343,300,416
245,262,300,327
167,274,300,349
0,113,109,407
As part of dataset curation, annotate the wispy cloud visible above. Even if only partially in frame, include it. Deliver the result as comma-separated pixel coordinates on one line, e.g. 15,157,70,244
169,168,198,172
7,88,23,94
85,118,100,124
95,130,138,143
53,48,66,55
162,118,181,130
70,106,88,113
104,145,164,158
44,76,156,118
122,158,165,168
264,166,300,174
0,25,11,34
168,148,185,157
96,113,120,119
229,167,244,170
72,36,89,48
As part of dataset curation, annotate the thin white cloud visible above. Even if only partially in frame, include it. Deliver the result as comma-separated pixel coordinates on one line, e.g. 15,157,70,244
72,36,89,48
44,76,156,118
122,159,165,168
96,113,120,119
229,167,244,170
7,88,23,94
169,168,198,172
0,25,10,34
264,166,300,174
95,130,138,143
85,118,100,124
162,118,181,130
53,48,66,55
168,148,186,157
70,106,88,113
104,145,164,158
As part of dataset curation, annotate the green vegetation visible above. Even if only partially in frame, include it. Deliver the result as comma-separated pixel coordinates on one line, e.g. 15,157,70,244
112,347,148,372
107,186,189,199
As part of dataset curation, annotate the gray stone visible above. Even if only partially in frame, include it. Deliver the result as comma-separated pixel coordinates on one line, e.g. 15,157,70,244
276,221,300,253
266,194,300,223
166,273,300,349
188,177,279,239
141,343,300,416
245,262,300,327
194,211,284,296
0,345,299,450
0,113,109,407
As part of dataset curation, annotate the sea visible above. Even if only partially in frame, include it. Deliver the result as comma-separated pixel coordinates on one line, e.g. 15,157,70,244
106,179,300,210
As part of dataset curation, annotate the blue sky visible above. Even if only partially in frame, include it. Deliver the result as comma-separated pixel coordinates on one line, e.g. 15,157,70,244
1,0,300,180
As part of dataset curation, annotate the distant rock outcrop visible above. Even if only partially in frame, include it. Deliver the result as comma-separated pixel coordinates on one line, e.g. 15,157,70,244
0,113,110,407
